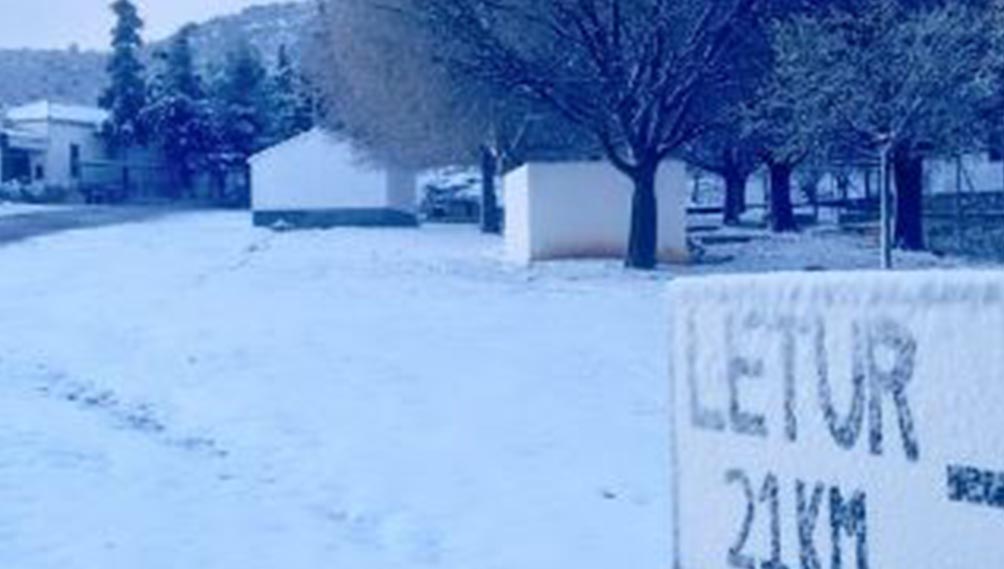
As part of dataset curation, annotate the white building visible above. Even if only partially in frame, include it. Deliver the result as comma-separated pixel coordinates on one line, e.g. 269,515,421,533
0,100,167,201
503,160,690,264
250,128,419,228
927,152,1004,195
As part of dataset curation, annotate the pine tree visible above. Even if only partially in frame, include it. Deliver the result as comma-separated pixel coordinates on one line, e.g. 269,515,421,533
268,44,315,144
100,0,148,150
207,40,269,206
142,24,212,197
213,41,268,158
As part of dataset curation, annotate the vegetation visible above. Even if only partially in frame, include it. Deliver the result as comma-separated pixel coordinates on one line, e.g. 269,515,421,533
100,0,148,149
6,0,1002,267
308,0,591,235
98,1,317,204
142,25,212,197
305,0,1003,268
761,0,998,251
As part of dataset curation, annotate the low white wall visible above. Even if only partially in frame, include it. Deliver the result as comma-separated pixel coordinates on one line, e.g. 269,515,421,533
504,160,688,264
251,129,406,212
927,154,1004,194
669,271,1004,569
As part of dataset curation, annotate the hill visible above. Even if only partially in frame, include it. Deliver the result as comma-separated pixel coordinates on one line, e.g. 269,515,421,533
0,47,108,107
186,2,314,71
0,1,314,108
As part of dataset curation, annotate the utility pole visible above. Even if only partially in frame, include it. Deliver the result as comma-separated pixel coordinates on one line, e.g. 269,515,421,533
879,139,893,270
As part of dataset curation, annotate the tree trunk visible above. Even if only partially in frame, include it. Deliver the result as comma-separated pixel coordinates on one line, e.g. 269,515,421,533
893,148,925,251
723,169,747,226
768,162,797,232
626,164,659,270
480,146,502,235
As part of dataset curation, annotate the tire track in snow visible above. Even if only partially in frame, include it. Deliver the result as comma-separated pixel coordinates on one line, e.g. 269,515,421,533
14,362,230,460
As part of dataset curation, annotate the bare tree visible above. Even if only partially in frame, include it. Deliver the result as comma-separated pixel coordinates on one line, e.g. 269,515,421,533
308,0,583,234
743,68,811,233
410,0,759,268
683,128,760,226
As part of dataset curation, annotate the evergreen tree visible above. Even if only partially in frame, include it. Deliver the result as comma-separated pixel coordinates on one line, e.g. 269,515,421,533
213,41,268,158
142,24,213,197
100,0,148,149
268,44,315,144
207,40,269,206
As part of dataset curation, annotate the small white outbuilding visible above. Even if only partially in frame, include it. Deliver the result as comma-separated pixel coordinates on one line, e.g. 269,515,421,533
503,160,690,265
250,128,418,228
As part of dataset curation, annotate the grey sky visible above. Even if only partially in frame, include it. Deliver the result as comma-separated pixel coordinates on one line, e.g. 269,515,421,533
0,0,285,50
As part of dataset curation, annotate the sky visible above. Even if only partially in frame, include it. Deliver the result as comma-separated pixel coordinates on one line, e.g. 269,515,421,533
0,0,286,51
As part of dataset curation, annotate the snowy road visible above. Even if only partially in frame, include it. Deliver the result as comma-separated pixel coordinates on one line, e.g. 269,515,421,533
0,212,965,568
0,205,186,247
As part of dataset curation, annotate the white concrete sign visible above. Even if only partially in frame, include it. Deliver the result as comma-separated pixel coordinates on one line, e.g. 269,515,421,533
669,271,1004,569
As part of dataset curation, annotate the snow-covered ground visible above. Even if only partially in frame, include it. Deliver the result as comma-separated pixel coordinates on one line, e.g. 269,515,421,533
0,212,976,568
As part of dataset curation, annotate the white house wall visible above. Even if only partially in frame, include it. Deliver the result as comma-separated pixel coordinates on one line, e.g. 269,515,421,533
504,165,532,263
504,160,689,264
927,154,1004,194
43,122,107,189
252,131,393,211
250,129,418,228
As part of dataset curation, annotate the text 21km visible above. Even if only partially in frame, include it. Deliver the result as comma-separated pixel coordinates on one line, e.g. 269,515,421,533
726,469,868,569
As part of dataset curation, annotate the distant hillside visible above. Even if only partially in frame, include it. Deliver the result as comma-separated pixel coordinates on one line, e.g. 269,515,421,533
0,1,314,108
0,48,108,107
186,2,314,70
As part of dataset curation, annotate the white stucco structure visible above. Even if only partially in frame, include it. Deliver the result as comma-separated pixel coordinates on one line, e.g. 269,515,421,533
1,100,167,200
250,128,418,228
503,160,689,264
926,153,1004,194
669,271,1004,569
4,102,108,187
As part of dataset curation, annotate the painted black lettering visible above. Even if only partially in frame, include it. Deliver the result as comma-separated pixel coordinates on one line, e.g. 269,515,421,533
726,469,757,569
760,473,789,569
816,320,866,450
830,487,869,569
947,465,1004,510
688,312,726,431
866,318,920,462
727,314,768,438
796,481,825,569
773,317,801,442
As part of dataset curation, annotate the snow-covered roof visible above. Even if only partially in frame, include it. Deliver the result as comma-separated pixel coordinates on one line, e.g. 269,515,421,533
249,127,391,172
249,127,342,165
5,100,108,127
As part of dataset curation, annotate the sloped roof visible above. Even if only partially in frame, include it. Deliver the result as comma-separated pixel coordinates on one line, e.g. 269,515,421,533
248,127,329,165
6,100,108,127
248,128,420,181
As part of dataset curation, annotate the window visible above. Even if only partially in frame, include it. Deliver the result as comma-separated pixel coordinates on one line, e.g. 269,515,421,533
70,144,81,179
